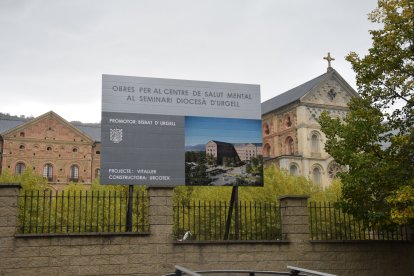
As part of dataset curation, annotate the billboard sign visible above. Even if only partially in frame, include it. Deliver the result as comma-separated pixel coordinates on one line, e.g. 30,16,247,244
101,75,263,187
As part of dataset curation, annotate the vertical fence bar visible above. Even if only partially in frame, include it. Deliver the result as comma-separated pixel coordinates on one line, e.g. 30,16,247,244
244,201,247,240
78,191,82,233
142,191,146,231
85,191,88,232
328,202,333,240
198,200,201,240
135,190,138,232
48,191,52,233
41,190,46,233
203,201,207,240
97,191,101,232
29,190,34,233
60,191,64,233
35,190,39,233
193,201,196,240
215,201,218,240
177,201,181,239
254,202,258,240
208,201,212,240
65,191,68,233
91,191,95,232
249,202,253,240
107,191,111,232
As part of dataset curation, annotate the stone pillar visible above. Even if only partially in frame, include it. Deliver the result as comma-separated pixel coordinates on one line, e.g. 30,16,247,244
0,183,21,237
148,187,174,275
148,187,174,239
279,195,310,242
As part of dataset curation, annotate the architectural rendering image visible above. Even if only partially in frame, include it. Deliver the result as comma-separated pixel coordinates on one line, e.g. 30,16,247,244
185,116,263,186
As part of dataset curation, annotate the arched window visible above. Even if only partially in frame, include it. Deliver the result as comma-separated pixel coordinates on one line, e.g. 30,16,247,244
285,136,294,155
15,162,26,175
312,167,321,185
95,168,100,178
70,165,79,182
263,123,270,135
263,143,271,157
285,116,292,128
311,132,320,153
289,164,298,176
43,164,53,181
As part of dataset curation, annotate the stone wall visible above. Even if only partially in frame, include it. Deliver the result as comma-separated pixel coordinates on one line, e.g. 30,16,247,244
0,184,413,275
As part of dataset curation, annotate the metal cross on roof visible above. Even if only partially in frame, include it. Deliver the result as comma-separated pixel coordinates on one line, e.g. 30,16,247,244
323,52,335,68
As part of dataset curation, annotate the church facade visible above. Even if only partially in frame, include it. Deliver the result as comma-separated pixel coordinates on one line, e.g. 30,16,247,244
261,66,358,187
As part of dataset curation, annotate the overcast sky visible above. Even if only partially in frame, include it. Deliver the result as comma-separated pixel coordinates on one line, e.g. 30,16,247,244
0,0,378,123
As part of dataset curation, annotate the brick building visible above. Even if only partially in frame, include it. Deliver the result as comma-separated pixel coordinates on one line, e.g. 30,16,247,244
0,111,100,189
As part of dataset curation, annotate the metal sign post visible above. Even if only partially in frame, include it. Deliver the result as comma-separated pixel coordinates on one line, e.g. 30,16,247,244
223,186,239,240
125,185,134,231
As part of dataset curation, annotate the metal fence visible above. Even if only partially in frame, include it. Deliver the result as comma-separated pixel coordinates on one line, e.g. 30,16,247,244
174,201,282,241
19,189,149,234
309,202,411,241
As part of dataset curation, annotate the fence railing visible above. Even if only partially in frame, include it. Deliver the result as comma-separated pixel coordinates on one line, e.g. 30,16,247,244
309,202,411,241
174,201,282,241
19,189,149,234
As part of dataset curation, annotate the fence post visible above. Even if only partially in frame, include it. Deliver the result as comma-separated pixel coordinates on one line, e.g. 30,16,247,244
148,187,174,239
0,183,21,236
279,195,310,242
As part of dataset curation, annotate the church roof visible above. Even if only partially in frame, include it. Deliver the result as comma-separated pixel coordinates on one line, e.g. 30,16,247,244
261,71,328,115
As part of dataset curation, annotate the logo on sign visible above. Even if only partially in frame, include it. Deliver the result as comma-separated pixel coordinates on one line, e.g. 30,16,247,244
110,128,123,144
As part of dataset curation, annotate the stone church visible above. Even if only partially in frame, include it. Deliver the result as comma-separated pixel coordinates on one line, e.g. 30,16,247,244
261,58,358,187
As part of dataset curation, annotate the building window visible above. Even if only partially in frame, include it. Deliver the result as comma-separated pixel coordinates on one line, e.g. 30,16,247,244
96,151,100,154
311,132,320,153
289,164,298,176
263,123,270,135
285,116,292,128
15,162,26,175
73,148,78,153
263,143,271,157
47,146,52,151
43,164,53,181
286,136,294,155
95,169,100,178
20,132,25,137
19,144,25,150
70,165,79,182
312,167,321,185
328,161,344,179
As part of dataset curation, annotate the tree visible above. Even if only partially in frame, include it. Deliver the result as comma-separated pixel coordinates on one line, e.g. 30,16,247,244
319,0,414,227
